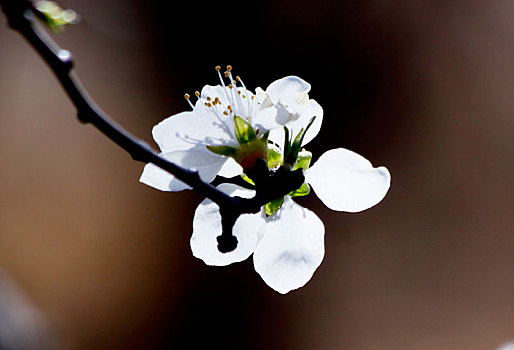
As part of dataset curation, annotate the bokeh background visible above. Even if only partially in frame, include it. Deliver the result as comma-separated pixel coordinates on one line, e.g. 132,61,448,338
0,0,513,349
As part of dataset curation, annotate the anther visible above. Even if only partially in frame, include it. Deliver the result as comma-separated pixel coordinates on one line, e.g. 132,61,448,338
184,93,190,100
236,76,241,81
195,91,200,97
228,84,233,89
226,65,233,71
224,71,230,78
206,96,212,101
215,66,221,71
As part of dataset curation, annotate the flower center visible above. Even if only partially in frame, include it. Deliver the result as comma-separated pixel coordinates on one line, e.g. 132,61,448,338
184,65,257,124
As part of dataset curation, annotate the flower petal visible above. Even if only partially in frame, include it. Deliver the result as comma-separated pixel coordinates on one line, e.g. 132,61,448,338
305,148,391,212
152,110,236,153
139,147,226,191
217,157,243,178
266,76,311,109
253,197,325,294
191,184,264,266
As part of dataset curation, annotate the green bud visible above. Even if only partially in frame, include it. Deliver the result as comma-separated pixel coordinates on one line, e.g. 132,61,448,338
35,1,80,32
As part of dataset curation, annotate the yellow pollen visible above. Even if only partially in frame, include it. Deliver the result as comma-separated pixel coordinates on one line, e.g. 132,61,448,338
195,91,200,97
206,96,211,101
228,84,233,89
237,90,241,95
184,93,190,99
223,111,228,115
236,76,241,81
205,102,212,107
242,95,246,98
224,71,230,77
227,65,232,71
215,66,221,71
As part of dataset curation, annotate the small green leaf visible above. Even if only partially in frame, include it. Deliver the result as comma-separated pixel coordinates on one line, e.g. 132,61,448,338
293,150,312,171
289,182,311,198
234,116,257,144
206,145,237,157
265,197,284,216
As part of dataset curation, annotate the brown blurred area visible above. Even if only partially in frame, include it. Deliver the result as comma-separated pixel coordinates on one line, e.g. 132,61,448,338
0,0,513,349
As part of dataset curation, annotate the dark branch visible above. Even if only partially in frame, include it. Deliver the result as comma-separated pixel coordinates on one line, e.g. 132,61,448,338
0,0,305,252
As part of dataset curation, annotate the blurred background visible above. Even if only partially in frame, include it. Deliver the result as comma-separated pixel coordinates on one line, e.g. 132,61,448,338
0,0,513,349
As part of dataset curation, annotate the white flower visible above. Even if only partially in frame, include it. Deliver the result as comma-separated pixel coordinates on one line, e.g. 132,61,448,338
140,67,390,294
140,66,322,192
191,143,391,294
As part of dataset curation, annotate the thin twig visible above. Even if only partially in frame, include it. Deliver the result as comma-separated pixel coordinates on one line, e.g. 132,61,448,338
0,0,304,250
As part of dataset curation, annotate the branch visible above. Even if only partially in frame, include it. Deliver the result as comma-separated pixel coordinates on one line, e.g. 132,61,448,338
0,0,304,251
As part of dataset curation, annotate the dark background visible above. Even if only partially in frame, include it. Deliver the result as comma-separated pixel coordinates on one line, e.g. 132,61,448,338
0,0,513,349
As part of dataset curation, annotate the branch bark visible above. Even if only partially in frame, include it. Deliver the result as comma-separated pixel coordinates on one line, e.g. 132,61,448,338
0,0,304,250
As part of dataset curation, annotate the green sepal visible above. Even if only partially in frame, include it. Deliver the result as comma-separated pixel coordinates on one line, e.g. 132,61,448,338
289,182,311,198
265,197,284,216
284,116,316,168
259,130,270,143
206,145,237,157
293,150,312,171
240,173,255,186
283,126,291,164
234,116,257,144
267,147,283,169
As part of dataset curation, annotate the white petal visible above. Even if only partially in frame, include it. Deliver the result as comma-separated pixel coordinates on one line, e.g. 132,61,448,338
217,157,243,178
266,76,311,109
253,106,282,131
140,162,190,191
263,76,323,146
305,148,391,212
253,197,325,294
152,110,236,153
191,184,264,266
292,99,323,146
139,147,226,191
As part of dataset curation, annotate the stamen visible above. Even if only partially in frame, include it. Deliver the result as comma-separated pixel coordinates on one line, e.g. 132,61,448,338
184,93,194,109
235,73,251,119
226,65,232,71
216,65,235,109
